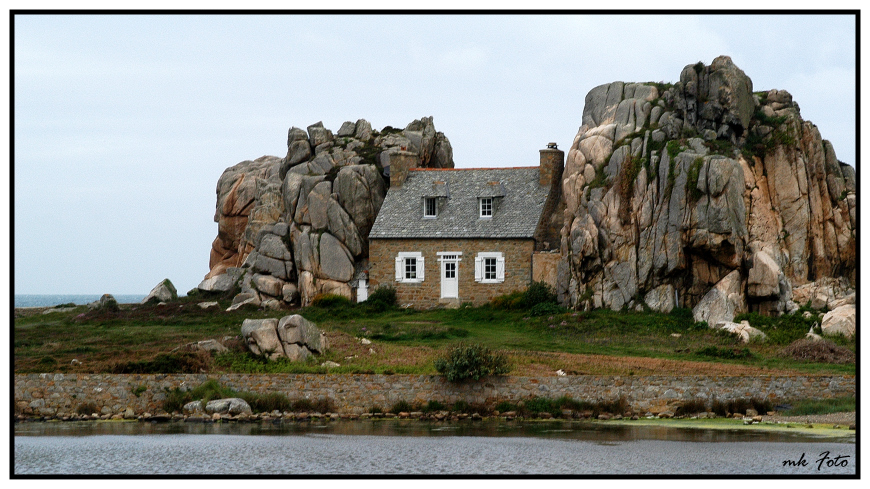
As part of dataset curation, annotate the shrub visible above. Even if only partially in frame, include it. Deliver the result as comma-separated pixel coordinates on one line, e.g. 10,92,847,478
596,397,630,416
310,294,353,309
451,400,471,413
189,379,236,405
162,387,192,413
243,392,293,413
695,346,754,360
434,344,510,382
521,282,558,308
422,400,446,413
291,397,332,413
524,396,557,415
367,285,397,309
529,302,566,317
674,398,709,416
490,291,525,309
390,399,414,414
494,401,518,413
76,402,99,415
710,397,773,417
110,351,212,374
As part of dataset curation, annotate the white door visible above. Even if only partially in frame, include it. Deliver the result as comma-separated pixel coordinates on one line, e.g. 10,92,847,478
441,258,459,298
356,279,368,302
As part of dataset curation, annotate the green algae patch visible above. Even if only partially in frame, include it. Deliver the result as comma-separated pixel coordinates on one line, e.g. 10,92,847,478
604,417,854,440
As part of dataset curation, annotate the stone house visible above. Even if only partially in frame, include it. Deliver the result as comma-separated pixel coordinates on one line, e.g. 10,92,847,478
365,144,565,308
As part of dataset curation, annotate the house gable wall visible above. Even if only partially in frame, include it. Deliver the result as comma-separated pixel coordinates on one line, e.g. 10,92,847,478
369,238,535,307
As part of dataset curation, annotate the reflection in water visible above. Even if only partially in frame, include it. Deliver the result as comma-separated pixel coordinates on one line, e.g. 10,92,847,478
13,419,854,443
14,420,856,475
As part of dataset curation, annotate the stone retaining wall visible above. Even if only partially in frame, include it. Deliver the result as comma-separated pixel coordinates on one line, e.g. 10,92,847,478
14,373,855,417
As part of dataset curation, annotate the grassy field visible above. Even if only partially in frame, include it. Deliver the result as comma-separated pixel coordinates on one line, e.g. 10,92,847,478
13,295,855,376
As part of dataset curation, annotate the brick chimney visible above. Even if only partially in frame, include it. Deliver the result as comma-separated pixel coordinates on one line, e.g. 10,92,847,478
539,142,564,187
389,150,422,188
534,142,566,252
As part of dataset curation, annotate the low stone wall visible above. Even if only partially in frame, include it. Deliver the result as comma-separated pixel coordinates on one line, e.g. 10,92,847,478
14,373,855,417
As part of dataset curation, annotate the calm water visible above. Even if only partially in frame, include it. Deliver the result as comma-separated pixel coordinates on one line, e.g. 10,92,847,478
14,421,856,475
15,294,147,308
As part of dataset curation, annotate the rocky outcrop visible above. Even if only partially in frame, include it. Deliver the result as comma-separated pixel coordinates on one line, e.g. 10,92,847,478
559,56,855,325
87,294,119,311
205,398,252,416
241,314,327,361
200,117,453,307
142,279,178,304
821,304,856,338
719,320,767,343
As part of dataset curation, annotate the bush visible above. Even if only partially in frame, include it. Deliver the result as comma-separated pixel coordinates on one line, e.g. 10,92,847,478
76,402,99,415
521,282,558,308
695,346,754,360
422,400,446,412
674,398,709,416
243,392,293,413
293,398,332,413
310,294,353,309
367,285,397,309
111,351,212,374
490,282,558,311
434,344,510,382
163,387,192,413
710,397,773,417
490,291,524,309
529,302,566,317
390,399,413,414
451,400,471,413
494,401,518,413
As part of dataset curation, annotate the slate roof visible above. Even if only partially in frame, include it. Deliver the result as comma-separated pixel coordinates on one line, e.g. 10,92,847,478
370,167,549,239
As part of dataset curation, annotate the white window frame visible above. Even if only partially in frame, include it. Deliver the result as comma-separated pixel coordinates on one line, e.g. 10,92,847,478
479,197,493,219
395,252,425,283
423,197,437,219
474,251,505,283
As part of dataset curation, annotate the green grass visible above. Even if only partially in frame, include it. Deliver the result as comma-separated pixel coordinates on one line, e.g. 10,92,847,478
779,396,855,416
13,296,855,376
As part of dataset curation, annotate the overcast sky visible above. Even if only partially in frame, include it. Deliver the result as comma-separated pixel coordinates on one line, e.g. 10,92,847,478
11,13,858,295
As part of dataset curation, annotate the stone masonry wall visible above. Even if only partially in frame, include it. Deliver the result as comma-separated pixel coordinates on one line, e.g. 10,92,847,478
368,238,536,307
15,373,855,418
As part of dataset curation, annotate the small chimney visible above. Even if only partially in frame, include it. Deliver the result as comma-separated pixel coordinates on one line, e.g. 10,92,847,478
539,142,564,187
389,150,422,188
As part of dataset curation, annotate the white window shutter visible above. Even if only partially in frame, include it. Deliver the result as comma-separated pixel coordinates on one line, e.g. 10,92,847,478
474,256,482,282
418,256,425,281
496,255,505,282
395,256,403,281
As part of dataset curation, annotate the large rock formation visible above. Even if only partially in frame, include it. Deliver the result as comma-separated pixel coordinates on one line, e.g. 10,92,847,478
558,56,855,325
241,315,328,361
200,117,453,306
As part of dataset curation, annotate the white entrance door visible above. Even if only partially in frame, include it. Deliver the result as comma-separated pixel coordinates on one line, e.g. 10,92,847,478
440,256,459,299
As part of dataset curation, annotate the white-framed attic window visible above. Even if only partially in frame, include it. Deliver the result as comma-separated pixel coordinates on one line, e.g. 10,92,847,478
479,197,493,219
423,197,437,218
474,251,505,283
395,252,425,283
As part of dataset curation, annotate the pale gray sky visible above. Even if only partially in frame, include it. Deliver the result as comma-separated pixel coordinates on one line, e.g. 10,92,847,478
11,13,858,295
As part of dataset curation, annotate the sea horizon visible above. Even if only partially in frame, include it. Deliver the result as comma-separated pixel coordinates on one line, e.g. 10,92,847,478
14,294,150,308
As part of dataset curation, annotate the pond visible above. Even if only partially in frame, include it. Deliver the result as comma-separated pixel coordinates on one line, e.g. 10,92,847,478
14,419,856,476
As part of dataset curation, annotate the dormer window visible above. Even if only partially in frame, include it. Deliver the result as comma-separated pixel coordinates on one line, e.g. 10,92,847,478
423,197,437,218
479,197,493,219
